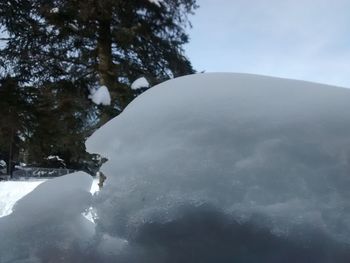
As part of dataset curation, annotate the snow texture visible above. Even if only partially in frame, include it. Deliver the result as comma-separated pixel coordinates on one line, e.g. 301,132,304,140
0,178,100,218
89,85,111,106
87,73,350,262
131,77,150,90
1,73,350,262
0,172,93,263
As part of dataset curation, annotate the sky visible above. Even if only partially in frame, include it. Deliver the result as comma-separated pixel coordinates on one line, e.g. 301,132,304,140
184,0,350,88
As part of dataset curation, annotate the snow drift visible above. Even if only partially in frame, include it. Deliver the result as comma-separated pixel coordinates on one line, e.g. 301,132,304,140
0,179,44,218
0,172,93,262
87,73,350,262
1,73,350,262
0,178,100,219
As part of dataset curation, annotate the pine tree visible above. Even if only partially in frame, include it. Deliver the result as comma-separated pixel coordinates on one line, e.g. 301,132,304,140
26,80,93,169
0,0,197,171
0,77,34,176
0,0,197,111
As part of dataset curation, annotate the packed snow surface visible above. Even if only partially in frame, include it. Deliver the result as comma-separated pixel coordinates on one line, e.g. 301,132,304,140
0,178,100,218
88,85,111,105
2,73,350,262
87,73,350,262
0,179,44,217
131,77,150,90
0,172,94,262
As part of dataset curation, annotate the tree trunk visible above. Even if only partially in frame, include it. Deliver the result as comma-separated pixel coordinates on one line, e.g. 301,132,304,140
97,19,114,89
97,19,132,113
7,128,14,178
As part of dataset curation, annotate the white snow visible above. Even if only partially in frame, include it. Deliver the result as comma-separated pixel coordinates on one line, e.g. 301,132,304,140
0,172,94,262
87,73,350,261
50,7,59,13
131,77,149,90
0,178,100,218
46,155,65,166
47,155,64,162
2,73,350,261
0,180,44,218
148,0,163,7
89,85,111,106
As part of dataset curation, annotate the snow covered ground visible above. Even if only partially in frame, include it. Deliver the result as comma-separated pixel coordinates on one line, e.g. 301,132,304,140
0,178,99,218
0,179,45,218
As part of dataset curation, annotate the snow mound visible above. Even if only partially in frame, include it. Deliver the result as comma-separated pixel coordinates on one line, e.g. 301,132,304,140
0,178,100,219
89,85,111,105
87,73,350,262
0,180,44,217
2,73,350,262
0,172,93,262
131,77,150,90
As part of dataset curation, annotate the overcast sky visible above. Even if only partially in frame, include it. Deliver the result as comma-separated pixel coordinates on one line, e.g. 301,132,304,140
185,0,350,88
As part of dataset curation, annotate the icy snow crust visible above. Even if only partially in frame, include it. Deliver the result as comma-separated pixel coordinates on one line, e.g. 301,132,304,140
1,73,350,262
87,73,350,262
